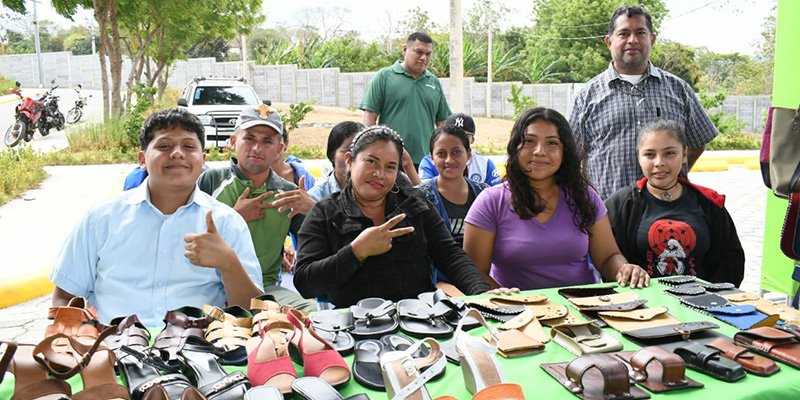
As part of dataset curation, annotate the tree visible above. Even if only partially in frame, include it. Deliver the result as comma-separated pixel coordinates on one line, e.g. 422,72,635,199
523,0,667,83
650,40,700,90
62,26,94,55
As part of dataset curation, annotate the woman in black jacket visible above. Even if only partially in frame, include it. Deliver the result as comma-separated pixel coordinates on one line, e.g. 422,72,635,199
606,119,745,286
294,126,493,307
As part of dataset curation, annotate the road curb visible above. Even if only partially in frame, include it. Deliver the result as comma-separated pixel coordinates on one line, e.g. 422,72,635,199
0,268,53,308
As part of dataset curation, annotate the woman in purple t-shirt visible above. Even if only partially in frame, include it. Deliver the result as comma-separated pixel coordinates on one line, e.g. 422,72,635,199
463,107,649,290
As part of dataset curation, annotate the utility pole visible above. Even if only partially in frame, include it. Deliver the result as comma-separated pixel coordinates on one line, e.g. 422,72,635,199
486,12,493,118
449,0,464,112
32,0,45,87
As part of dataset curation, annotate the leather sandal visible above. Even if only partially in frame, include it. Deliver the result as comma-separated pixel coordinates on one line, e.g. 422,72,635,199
250,294,289,331
397,299,453,338
380,338,446,400
203,305,253,366
103,314,151,354
351,298,399,340
117,345,206,400
76,346,138,400
178,336,251,400
246,320,297,394
419,289,480,330
311,310,355,355
613,347,703,393
673,341,746,382
454,309,505,395
287,308,351,388
1,341,73,400
706,337,780,376
291,376,370,400
352,339,386,390
541,354,650,400
153,306,216,366
244,385,283,400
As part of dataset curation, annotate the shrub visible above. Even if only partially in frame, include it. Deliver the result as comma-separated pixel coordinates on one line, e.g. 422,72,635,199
0,75,15,95
508,84,537,120
706,131,761,150
699,91,759,150
0,147,47,205
280,100,315,132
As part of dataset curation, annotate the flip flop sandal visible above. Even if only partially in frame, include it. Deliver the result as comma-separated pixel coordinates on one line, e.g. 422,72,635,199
311,310,355,355
117,345,205,400
246,320,297,395
2,341,74,400
352,339,386,390
350,298,399,340
103,314,151,354
203,305,253,366
291,376,371,400
178,336,251,400
245,385,284,400
153,306,216,366
418,290,480,330
397,299,453,339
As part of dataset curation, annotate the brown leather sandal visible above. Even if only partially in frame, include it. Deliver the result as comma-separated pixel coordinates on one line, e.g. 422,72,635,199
103,314,151,353
203,305,253,366
153,306,216,365
3,341,73,400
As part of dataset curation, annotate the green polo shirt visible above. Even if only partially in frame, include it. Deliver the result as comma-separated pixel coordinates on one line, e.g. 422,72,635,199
197,160,302,287
360,61,451,164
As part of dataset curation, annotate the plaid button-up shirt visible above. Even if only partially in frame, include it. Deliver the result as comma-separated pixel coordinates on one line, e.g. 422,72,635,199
568,62,718,199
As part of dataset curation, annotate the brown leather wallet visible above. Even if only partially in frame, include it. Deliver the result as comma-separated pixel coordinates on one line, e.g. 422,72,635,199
597,307,678,333
614,347,703,393
498,308,548,343
706,337,780,376
541,354,650,400
485,329,544,359
734,326,800,369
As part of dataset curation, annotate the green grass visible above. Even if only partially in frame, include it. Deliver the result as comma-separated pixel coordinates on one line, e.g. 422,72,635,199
0,75,15,95
0,147,47,205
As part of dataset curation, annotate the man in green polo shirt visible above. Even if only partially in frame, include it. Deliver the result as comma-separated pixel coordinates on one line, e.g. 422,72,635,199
360,31,452,165
198,104,316,311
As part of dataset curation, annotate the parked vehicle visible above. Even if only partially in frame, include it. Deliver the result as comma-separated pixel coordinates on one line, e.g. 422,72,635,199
4,81,65,147
66,84,91,124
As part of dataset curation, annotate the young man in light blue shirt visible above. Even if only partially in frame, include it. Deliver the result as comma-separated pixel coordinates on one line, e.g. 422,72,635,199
50,108,263,327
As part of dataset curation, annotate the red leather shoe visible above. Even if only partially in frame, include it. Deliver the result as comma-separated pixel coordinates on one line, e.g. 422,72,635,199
287,308,350,388
246,320,297,394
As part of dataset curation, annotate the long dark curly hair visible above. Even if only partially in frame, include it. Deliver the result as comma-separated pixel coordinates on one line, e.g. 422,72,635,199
505,107,596,233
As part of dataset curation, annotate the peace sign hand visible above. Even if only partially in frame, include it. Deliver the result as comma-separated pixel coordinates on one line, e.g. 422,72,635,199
350,213,415,261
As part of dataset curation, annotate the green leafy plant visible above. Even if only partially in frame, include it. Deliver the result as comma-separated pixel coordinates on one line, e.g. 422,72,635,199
280,100,315,132
508,84,537,120
0,75,15,95
122,84,158,150
0,147,47,206
698,91,758,150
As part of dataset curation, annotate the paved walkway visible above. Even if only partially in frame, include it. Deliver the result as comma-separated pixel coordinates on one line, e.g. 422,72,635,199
0,154,770,343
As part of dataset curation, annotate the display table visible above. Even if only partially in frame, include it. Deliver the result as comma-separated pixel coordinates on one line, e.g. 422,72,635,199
2,282,799,399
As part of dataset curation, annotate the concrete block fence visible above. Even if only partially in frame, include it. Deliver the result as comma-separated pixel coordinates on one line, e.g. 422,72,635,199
0,52,770,132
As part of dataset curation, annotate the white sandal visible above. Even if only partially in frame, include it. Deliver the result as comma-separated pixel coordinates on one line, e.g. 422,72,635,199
455,308,505,394
380,338,446,400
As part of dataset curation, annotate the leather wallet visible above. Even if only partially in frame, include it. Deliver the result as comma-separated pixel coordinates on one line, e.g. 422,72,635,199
551,322,623,356
673,341,747,382
597,307,678,333
497,308,548,343
613,347,703,393
663,285,706,297
698,282,737,291
485,328,544,358
541,355,650,400
705,337,780,376
706,304,779,330
568,292,640,309
725,292,800,324
624,321,719,341
734,326,800,369
557,285,618,299
678,293,730,310
577,299,648,312
657,275,696,286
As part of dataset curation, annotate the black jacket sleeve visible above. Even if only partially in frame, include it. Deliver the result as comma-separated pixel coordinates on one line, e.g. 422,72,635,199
711,206,745,286
422,206,492,294
293,203,362,298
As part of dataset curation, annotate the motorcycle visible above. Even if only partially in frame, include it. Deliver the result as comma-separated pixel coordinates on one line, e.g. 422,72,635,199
4,81,65,148
66,84,91,124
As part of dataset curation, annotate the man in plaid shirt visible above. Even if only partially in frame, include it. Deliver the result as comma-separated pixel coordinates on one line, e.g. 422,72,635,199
568,5,718,199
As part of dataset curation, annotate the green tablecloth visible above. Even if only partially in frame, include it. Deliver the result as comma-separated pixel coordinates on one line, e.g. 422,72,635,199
3,282,799,399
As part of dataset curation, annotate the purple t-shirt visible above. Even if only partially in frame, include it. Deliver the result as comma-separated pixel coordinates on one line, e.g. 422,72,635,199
465,183,606,290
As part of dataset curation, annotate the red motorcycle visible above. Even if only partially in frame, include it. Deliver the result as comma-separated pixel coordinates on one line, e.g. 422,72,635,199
4,81,65,148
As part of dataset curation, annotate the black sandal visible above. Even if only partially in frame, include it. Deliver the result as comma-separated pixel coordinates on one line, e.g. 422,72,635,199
350,298,399,340
178,336,251,400
117,345,205,400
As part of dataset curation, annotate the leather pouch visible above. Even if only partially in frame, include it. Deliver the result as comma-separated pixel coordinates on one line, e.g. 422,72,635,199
678,293,729,310
551,322,623,356
541,355,651,400
485,329,544,359
663,285,706,297
722,292,800,323
613,347,703,393
497,308,548,343
673,341,747,382
734,326,800,368
698,282,737,291
706,304,779,330
568,292,640,309
557,285,619,299
624,321,719,341
706,337,780,376
657,275,696,286
597,307,678,333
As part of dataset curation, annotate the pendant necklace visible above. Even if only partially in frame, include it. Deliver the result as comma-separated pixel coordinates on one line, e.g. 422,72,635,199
650,181,680,201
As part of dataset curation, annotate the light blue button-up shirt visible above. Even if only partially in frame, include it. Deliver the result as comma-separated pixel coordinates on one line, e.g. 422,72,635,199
50,180,263,327
308,172,342,202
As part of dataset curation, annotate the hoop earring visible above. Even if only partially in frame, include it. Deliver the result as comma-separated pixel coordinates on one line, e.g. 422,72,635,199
390,184,400,194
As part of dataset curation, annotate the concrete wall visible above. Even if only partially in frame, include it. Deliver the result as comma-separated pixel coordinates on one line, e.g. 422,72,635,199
0,52,770,133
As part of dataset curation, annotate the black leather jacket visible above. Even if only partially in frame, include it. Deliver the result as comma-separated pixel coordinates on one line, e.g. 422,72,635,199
294,185,491,307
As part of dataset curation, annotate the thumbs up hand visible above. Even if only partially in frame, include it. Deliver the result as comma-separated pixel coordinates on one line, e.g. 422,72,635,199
184,211,236,271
